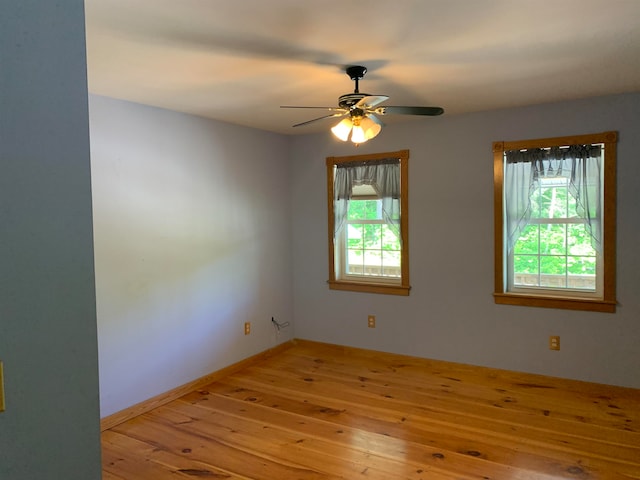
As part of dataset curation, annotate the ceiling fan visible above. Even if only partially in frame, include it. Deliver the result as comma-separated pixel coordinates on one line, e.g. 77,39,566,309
281,65,444,144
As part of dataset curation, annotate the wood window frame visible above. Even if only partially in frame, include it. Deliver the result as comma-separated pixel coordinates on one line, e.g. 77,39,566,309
326,150,410,296
493,131,617,312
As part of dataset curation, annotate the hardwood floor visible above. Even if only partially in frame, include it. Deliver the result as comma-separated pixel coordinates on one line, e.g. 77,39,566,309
102,340,640,479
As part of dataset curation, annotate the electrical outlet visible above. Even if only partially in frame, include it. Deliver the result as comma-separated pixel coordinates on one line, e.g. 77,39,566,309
368,315,376,328
0,361,5,412
244,322,251,335
549,336,560,351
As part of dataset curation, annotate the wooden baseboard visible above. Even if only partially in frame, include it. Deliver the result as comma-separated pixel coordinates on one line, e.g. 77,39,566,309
100,340,296,431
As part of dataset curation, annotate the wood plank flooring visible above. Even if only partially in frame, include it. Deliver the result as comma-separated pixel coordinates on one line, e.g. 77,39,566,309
102,340,640,479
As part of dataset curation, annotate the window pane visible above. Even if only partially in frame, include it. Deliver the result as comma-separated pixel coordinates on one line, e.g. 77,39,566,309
553,186,568,218
347,249,364,275
540,256,566,288
568,256,596,275
347,200,364,220
515,255,539,274
382,250,400,267
540,224,566,255
348,199,382,220
363,250,382,275
347,225,363,249
365,200,381,220
381,225,400,251
514,255,539,286
541,255,566,275
540,185,568,219
539,186,552,218
514,225,539,254
568,256,596,290
363,224,382,249
382,251,401,277
568,224,596,256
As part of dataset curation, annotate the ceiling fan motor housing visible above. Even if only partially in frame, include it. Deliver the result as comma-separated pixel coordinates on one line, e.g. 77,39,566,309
338,93,370,109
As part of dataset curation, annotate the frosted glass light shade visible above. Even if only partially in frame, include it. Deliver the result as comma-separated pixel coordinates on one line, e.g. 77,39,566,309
350,125,366,143
331,118,353,142
359,116,382,140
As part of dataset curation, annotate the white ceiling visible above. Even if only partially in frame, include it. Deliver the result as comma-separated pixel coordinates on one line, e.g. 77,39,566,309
84,0,640,135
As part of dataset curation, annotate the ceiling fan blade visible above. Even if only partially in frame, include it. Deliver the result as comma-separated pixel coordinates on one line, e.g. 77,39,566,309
292,112,346,128
281,106,346,112
376,106,444,116
367,113,385,127
355,95,389,109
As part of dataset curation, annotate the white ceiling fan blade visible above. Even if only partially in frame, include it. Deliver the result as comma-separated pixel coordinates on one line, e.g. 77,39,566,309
367,113,385,127
355,95,389,109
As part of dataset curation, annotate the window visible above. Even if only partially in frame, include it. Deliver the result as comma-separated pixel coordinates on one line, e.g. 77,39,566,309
493,132,617,312
327,150,410,295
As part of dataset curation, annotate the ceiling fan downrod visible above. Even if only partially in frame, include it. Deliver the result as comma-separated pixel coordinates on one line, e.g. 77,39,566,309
338,66,370,109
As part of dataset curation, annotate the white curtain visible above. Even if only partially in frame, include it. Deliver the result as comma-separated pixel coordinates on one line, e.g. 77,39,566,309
333,158,401,241
504,144,602,253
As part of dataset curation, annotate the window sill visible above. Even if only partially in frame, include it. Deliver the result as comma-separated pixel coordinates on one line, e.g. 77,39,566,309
329,280,410,296
494,292,616,313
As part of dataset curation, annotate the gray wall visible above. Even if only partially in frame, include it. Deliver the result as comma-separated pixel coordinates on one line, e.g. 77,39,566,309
290,92,640,389
89,95,294,417
0,2,102,479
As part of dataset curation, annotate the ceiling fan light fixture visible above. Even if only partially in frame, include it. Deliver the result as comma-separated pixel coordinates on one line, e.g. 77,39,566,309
331,115,381,144
350,124,366,144
359,116,382,140
283,64,444,144
331,118,353,142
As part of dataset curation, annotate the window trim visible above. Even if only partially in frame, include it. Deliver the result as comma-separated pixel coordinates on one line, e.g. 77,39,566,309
493,132,617,312
327,150,410,296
